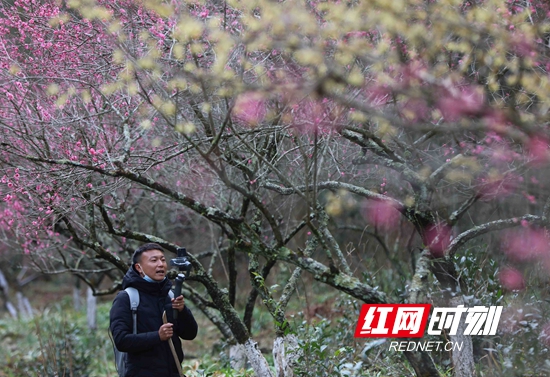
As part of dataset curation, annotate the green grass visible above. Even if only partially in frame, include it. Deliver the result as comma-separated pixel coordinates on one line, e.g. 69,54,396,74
0,302,115,377
0,297,274,377
0,293,408,377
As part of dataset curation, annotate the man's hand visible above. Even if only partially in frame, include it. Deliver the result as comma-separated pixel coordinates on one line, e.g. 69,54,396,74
172,295,185,312
159,323,174,341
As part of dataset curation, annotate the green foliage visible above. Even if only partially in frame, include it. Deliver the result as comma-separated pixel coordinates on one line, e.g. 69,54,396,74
0,303,113,377
291,295,412,377
182,355,257,377
451,245,550,376
295,318,359,376
0,302,259,377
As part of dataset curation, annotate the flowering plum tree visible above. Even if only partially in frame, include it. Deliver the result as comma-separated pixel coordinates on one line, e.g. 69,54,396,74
2,0,550,375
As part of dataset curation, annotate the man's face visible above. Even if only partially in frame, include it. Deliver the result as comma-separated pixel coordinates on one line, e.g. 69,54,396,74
136,249,167,281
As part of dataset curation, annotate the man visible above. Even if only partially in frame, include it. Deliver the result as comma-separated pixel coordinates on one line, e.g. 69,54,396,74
110,243,198,377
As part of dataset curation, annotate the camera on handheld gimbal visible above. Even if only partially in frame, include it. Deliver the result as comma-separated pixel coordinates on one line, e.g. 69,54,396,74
169,247,192,319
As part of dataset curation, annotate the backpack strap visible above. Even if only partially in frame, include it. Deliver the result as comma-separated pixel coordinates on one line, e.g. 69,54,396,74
124,287,174,334
124,287,139,334
123,287,174,333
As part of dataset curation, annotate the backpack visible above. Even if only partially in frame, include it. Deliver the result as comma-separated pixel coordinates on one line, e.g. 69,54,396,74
110,287,174,377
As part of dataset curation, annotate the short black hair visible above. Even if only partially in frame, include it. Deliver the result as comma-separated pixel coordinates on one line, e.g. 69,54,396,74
132,243,164,264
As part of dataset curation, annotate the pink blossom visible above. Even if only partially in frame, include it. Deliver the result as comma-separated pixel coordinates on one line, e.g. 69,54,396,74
491,148,518,163
363,201,401,232
233,92,266,127
527,136,549,165
476,173,518,200
502,228,549,262
437,86,484,121
364,84,391,107
285,98,343,134
511,32,533,57
498,267,525,291
522,192,536,204
399,98,429,122
423,223,452,257
520,219,529,227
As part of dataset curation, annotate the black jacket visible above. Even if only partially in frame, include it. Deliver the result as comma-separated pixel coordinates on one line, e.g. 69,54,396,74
110,267,198,377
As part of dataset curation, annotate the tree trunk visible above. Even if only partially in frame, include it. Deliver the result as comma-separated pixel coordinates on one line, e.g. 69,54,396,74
198,272,275,377
449,296,475,377
230,344,247,370
6,301,17,318
86,287,97,330
16,291,33,319
73,278,82,311
431,259,475,377
408,249,476,377
0,269,17,318
243,338,273,377
403,346,443,377
273,334,300,377
404,250,442,377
